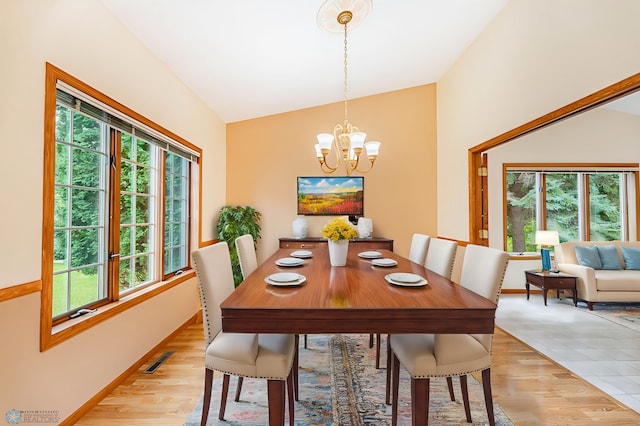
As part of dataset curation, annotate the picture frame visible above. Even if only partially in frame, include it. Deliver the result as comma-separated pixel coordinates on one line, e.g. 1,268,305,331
297,176,364,216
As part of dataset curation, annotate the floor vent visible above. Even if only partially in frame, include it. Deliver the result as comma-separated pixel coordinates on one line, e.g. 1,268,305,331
143,351,174,374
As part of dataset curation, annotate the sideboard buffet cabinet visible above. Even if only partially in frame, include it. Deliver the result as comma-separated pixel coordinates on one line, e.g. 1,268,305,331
279,237,393,251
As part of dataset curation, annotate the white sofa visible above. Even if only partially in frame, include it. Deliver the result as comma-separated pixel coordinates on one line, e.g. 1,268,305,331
555,241,640,310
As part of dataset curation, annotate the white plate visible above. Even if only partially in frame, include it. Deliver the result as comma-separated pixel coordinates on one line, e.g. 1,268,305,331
387,272,423,283
358,251,383,259
290,250,313,258
385,274,427,287
268,272,301,282
371,258,398,267
275,257,305,267
265,273,306,286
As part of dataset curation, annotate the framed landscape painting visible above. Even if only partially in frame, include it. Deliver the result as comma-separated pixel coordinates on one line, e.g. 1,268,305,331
297,176,364,216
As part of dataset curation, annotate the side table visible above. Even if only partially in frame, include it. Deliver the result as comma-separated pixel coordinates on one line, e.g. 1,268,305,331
524,270,577,306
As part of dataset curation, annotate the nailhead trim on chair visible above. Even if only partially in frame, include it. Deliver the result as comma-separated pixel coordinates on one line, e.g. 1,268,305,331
192,255,214,346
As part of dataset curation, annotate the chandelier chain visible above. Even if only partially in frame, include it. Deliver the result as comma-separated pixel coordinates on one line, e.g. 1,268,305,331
314,2,379,176
343,21,348,123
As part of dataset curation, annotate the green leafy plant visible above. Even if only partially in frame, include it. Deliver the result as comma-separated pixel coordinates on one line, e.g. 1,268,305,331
216,205,262,286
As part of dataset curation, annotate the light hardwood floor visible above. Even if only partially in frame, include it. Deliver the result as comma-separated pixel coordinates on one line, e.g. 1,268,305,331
76,322,640,425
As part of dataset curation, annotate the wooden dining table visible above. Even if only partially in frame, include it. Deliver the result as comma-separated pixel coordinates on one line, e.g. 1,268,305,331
220,246,497,425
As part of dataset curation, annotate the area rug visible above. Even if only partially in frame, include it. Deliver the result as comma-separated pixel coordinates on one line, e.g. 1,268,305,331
578,302,640,332
184,334,513,425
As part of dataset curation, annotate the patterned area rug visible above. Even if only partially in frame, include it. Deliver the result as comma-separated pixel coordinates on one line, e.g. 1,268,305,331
184,334,513,425
580,302,640,332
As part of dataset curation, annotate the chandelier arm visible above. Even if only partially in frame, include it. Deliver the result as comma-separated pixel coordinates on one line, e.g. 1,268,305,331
353,158,376,173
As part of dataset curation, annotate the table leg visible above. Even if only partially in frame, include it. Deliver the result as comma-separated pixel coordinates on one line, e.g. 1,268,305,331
543,289,548,306
267,379,285,425
525,282,530,300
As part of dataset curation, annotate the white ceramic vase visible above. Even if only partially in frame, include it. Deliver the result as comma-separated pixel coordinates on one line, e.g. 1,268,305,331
292,216,308,239
357,217,372,238
328,240,349,266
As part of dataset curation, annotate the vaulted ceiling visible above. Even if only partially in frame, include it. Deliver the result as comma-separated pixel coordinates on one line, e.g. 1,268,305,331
100,0,508,122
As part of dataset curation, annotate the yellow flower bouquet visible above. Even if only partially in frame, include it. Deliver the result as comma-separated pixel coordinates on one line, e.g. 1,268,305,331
322,217,359,242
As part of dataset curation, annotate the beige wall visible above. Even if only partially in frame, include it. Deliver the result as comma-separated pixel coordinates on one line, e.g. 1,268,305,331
226,85,438,261
0,0,224,421
437,0,640,242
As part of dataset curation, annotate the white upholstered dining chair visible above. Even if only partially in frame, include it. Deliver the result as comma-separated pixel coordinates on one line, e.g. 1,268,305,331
408,233,431,264
389,244,509,425
192,242,298,425
373,233,432,368
384,237,459,401
235,234,258,279
424,238,457,279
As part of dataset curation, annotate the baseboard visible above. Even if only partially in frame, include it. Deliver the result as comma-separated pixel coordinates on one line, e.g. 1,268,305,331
59,312,199,425
502,288,531,294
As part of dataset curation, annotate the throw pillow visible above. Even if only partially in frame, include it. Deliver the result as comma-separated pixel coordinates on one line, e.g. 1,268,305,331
596,245,623,270
574,245,602,269
621,246,640,270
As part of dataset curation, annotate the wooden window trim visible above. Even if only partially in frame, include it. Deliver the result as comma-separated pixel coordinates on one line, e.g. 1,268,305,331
41,63,203,351
502,164,638,251
469,72,640,244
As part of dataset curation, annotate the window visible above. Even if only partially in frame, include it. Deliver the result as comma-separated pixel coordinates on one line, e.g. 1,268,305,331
43,64,201,342
53,108,109,317
505,165,638,252
164,152,190,277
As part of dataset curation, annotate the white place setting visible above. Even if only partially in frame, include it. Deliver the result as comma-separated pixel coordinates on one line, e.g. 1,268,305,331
358,251,382,259
275,257,305,267
371,258,398,267
290,250,313,258
264,272,307,287
384,272,427,287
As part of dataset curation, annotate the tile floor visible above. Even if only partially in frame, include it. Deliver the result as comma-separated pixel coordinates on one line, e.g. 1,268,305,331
496,293,640,413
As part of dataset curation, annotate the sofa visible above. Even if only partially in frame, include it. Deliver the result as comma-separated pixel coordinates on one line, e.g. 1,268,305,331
555,241,640,310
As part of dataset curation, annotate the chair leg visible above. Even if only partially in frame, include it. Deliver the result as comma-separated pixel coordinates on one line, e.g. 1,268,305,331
391,351,401,426
294,334,300,401
446,376,455,401
287,371,295,426
201,368,213,426
385,336,392,404
481,368,495,426
459,375,472,423
219,373,230,420
267,378,286,425
375,333,382,369
234,376,243,402
411,378,430,426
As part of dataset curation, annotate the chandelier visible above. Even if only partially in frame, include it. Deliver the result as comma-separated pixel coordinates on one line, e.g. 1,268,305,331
314,0,380,176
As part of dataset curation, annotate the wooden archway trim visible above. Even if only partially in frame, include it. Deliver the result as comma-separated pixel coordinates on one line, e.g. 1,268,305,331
468,72,640,245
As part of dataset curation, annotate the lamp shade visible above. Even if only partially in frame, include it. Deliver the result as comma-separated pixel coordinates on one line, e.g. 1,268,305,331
535,230,560,246
364,141,380,156
316,133,334,150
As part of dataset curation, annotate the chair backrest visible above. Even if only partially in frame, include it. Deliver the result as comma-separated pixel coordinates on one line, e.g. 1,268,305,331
425,238,457,279
192,242,236,345
459,244,510,350
235,234,258,279
408,233,431,265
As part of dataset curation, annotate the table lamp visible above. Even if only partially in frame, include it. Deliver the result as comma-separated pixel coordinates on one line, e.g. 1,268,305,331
535,230,560,272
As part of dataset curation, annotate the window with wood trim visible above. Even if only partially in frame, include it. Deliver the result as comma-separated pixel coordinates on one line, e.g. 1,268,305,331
504,164,638,252
43,64,199,331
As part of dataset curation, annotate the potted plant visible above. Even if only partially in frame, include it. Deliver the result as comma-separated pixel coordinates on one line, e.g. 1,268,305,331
216,205,262,286
322,217,359,266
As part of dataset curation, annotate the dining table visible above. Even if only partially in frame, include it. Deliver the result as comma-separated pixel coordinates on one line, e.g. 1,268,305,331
220,246,497,425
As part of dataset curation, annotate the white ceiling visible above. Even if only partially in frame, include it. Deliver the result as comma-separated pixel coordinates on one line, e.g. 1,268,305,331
99,0,508,123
